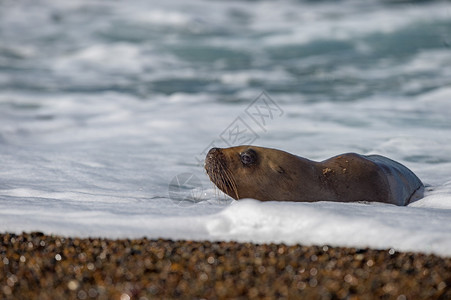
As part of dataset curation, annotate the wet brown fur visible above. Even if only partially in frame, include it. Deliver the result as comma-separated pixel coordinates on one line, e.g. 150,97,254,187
205,145,422,205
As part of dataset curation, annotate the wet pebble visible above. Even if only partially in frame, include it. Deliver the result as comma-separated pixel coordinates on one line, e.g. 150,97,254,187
0,232,450,299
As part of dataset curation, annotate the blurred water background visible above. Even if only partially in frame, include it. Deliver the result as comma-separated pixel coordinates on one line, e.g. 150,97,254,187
1,0,451,252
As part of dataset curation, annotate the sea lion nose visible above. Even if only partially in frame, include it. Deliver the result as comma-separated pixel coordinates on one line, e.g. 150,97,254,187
205,148,222,171
207,147,221,156
205,148,223,165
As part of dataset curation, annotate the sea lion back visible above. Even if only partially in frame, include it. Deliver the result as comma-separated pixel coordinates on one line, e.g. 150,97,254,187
365,155,424,206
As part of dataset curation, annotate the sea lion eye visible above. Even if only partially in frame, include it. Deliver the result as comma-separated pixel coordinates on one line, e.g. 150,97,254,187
240,149,257,166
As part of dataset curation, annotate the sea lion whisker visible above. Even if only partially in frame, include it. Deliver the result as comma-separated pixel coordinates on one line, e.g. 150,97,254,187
222,174,234,197
217,160,236,197
214,167,230,198
225,168,239,199
205,163,224,199
218,171,229,193
222,168,236,198
205,149,239,199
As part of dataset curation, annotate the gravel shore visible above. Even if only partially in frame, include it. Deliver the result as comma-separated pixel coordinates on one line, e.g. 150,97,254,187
1,232,450,299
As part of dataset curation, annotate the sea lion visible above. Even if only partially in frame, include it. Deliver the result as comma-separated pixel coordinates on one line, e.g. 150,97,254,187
204,145,424,206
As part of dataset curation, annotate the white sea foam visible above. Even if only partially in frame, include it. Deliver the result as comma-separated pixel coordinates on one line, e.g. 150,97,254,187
206,199,451,256
55,44,143,74
1,0,451,256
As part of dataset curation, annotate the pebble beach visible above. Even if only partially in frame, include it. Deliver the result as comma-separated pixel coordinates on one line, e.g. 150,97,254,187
1,232,450,299
2,3,451,299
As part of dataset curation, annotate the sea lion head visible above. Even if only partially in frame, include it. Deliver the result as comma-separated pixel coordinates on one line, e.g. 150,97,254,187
204,145,299,201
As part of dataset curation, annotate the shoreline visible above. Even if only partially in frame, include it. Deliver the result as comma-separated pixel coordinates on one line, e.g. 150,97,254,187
1,232,450,299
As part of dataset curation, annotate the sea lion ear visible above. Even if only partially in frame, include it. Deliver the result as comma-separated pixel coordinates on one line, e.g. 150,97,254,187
269,161,285,174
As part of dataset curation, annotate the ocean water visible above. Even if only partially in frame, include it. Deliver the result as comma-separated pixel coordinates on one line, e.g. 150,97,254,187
1,0,451,256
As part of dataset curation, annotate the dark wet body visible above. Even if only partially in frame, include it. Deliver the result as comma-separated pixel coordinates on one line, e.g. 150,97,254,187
205,146,424,206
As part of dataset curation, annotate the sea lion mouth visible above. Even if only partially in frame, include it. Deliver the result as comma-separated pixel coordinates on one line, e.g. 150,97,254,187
205,148,239,199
